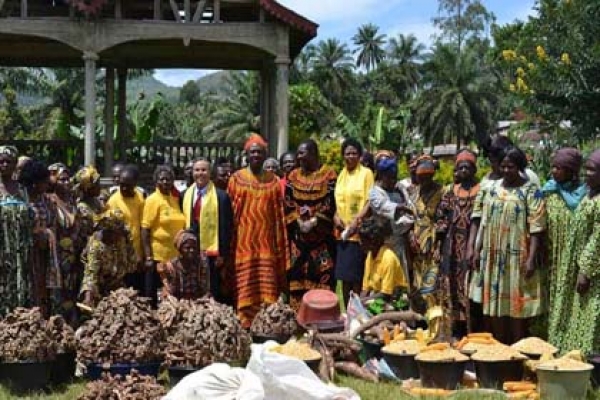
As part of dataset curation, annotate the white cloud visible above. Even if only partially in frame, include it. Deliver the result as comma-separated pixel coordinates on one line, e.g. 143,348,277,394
154,69,216,87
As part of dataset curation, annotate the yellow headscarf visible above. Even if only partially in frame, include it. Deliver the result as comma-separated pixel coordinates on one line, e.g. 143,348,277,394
73,166,100,192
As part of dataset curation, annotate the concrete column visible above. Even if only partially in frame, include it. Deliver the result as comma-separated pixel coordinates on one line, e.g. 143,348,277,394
259,66,271,146
273,58,289,157
104,68,115,175
117,68,127,160
83,52,98,166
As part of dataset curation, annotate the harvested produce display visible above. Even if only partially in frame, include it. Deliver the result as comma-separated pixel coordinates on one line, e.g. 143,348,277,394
77,370,167,400
503,381,539,399
454,332,500,353
0,307,57,362
470,344,528,362
537,357,593,371
250,297,298,337
270,341,321,361
47,315,76,354
415,344,469,362
162,296,251,368
382,339,424,355
511,337,557,356
76,288,163,365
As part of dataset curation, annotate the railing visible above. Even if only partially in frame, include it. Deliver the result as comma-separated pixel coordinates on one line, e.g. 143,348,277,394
0,139,244,174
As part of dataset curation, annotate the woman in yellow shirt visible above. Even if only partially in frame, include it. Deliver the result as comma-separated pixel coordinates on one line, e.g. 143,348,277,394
141,165,186,305
334,138,374,306
360,217,407,300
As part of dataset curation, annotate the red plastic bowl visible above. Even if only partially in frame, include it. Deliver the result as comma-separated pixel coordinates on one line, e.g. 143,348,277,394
297,289,341,327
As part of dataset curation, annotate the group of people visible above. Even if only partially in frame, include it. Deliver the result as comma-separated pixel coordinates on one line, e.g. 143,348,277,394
0,133,599,357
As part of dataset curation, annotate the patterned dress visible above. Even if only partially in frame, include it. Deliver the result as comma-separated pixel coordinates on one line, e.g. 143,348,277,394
0,186,32,316
76,198,106,246
284,165,337,308
227,168,288,327
80,232,138,299
49,194,82,320
555,196,600,355
475,180,546,318
436,183,480,324
410,184,444,302
29,194,61,317
158,257,209,300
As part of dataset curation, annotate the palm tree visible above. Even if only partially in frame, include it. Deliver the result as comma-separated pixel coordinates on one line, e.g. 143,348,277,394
386,33,426,93
312,38,355,107
413,43,499,147
352,23,387,72
202,71,260,143
290,44,316,84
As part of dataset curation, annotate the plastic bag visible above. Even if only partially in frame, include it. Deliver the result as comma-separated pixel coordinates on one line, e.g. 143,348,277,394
163,363,265,400
246,342,360,400
346,292,372,335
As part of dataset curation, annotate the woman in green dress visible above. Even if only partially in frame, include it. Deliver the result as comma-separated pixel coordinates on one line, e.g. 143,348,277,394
544,148,586,347
0,146,33,316
476,147,545,344
559,150,600,355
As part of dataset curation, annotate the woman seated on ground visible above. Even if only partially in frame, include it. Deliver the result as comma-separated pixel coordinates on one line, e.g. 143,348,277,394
157,230,209,300
360,217,408,304
80,210,138,306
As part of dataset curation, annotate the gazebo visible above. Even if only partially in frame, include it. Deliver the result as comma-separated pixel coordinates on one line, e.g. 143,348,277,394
0,0,317,172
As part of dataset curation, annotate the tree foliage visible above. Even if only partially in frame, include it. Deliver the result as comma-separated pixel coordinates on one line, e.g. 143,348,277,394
352,23,387,72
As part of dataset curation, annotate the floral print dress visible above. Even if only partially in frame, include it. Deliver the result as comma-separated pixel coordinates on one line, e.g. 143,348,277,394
556,196,600,355
474,180,546,318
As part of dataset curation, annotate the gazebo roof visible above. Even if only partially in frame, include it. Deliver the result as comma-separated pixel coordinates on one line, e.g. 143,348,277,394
260,0,317,37
0,0,318,68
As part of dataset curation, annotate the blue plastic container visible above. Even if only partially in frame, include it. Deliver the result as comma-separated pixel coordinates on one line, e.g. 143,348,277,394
86,362,162,380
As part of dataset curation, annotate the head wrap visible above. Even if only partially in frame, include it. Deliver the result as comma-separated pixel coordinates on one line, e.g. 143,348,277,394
588,149,600,169
553,148,582,173
416,155,436,176
0,146,18,160
455,150,477,166
93,209,126,231
374,150,395,164
73,166,100,192
174,230,198,251
244,133,268,151
376,157,398,176
49,162,68,176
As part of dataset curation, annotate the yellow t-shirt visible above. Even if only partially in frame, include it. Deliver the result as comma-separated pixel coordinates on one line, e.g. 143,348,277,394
141,191,186,262
107,190,144,261
362,245,407,295
335,164,374,241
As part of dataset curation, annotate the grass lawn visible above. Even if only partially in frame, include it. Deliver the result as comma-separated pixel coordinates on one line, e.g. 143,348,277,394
1,378,599,400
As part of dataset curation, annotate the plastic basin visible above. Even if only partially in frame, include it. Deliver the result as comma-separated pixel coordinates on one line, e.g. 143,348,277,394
474,359,525,389
382,350,419,380
417,360,468,389
358,338,382,360
51,352,76,385
537,365,593,399
0,360,52,394
86,362,161,380
168,366,200,387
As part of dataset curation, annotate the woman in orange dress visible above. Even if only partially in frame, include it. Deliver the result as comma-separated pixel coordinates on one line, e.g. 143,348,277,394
227,134,289,327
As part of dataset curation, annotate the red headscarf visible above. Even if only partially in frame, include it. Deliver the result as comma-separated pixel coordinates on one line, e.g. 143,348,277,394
244,134,268,151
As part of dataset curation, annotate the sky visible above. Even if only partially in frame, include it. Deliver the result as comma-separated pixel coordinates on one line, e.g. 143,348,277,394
154,0,536,87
